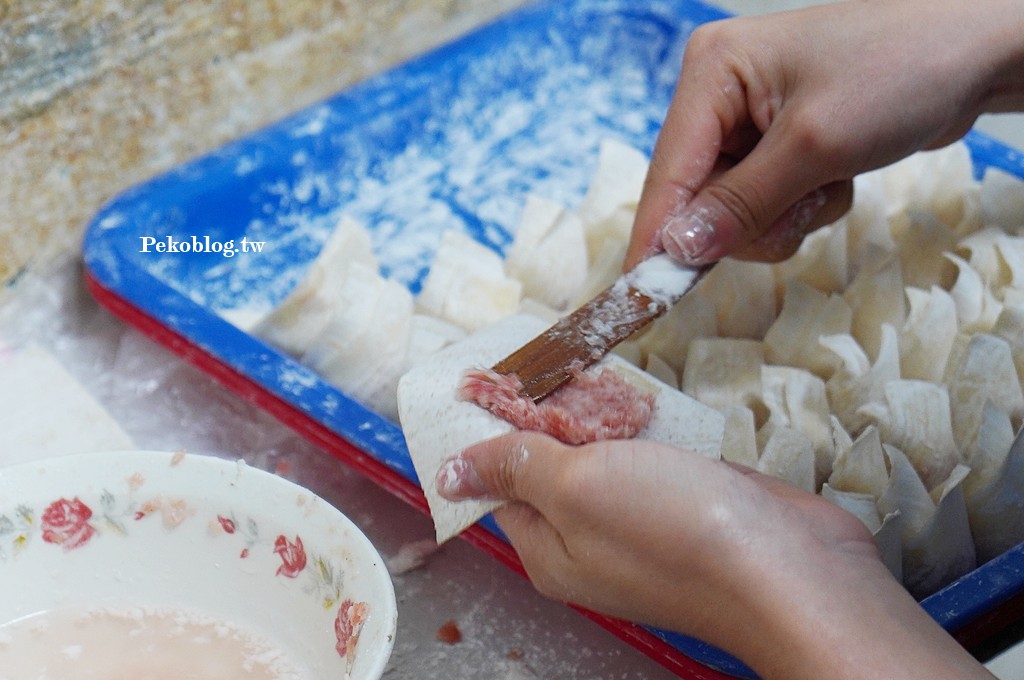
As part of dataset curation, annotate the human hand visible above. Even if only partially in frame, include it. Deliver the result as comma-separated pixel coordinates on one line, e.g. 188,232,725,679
625,0,1024,269
436,432,993,679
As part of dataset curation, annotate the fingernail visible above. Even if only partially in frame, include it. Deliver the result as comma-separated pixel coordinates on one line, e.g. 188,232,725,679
660,207,717,265
435,453,489,500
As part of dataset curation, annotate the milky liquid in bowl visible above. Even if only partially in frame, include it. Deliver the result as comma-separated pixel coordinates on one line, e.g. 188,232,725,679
0,451,397,680
0,605,309,679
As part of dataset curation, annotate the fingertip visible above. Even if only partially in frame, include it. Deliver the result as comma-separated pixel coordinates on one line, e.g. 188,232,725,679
438,432,562,504
435,451,489,501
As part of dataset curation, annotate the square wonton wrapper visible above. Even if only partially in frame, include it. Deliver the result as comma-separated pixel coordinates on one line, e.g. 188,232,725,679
397,314,725,543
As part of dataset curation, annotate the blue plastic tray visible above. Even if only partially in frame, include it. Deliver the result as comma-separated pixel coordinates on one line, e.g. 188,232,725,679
82,0,1024,676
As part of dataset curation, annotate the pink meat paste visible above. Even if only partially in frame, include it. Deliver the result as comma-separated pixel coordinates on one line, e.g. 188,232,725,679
458,367,655,445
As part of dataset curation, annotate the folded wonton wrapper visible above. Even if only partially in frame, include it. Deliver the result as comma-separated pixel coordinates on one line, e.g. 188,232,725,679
397,314,726,543
504,195,588,311
682,338,764,414
943,333,1024,452
764,281,852,378
772,219,849,296
843,255,907,362
828,425,889,498
721,406,759,469
859,379,962,491
899,286,958,383
980,167,1024,230
878,445,976,598
700,260,778,340
895,212,957,291
251,215,377,355
821,484,903,581
759,365,833,487
417,230,523,332
963,401,1024,562
756,426,815,493
821,325,901,435
303,262,414,422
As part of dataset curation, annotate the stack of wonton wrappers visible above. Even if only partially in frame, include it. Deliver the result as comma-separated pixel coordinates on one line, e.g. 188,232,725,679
238,138,1024,599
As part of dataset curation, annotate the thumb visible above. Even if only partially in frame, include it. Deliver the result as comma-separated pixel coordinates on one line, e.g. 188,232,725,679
435,432,562,504
658,124,833,265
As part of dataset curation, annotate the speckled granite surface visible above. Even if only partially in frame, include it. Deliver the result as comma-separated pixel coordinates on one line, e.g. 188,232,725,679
0,0,527,284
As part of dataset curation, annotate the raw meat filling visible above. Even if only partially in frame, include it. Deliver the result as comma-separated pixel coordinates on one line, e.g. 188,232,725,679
458,367,655,445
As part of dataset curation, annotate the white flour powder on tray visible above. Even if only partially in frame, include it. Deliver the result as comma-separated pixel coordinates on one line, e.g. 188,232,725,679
178,5,693,316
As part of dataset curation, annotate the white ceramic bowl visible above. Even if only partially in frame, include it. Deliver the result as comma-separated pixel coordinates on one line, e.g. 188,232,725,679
0,450,397,678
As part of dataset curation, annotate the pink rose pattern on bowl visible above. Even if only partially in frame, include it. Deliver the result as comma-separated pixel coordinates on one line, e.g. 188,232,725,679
1,487,370,667
40,497,96,550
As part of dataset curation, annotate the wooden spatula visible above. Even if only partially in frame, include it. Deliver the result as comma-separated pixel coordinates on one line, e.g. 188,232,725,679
491,254,712,402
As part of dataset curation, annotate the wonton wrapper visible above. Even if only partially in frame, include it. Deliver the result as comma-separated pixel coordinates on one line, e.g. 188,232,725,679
405,314,467,370
821,325,901,435
764,281,852,378
756,426,815,493
682,338,764,414
252,215,376,355
821,484,881,532
995,235,1024,297
981,166,1024,231
957,226,1012,292
721,406,759,469
899,286,959,382
637,287,718,374
883,142,976,235
572,237,629,308
844,171,896,276
516,297,561,324
397,314,725,543
505,194,588,310
945,252,1003,333
701,260,778,339
831,415,854,461
962,400,1024,563
821,485,902,579
873,511,905,582
878,445,976,598
577,138,647,262
843,255,906,361
416,230,523,331
828,425,889,498
303,262,413,422
613,339,644,367
992,304,1024,388
895,212,958,291
643,353,679,390
772,219,849,295
577,138,649,216
858,379,961,491
943,333,1024,451
760,365,833,487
